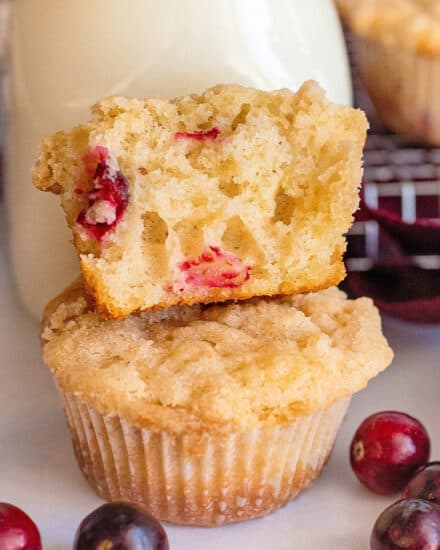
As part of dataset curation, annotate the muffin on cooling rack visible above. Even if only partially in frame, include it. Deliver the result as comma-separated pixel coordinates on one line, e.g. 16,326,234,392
33,81,367,318
41,281,393,526
337,0,440,145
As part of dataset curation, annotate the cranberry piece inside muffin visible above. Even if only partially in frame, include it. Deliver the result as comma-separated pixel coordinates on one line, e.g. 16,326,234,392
179,245,251,289
76,146,128,241
175,127,220,141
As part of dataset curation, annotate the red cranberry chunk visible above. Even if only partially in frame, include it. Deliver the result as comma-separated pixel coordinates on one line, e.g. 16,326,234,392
175,127,220,141
73,502,168,550
76,146,129,242
179,246,250,289
350,411,430,495
371,499,440,550
403,462,440,504
0,503,42,550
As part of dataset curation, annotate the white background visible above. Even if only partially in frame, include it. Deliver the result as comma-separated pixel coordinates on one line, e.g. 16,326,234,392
1,206,439,550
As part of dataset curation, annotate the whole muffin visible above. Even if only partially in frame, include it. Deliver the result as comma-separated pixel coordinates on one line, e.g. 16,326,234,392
41,282,393,525
337,0,440,144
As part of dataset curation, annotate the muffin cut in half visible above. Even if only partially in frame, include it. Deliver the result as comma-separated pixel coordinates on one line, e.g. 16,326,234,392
34,82,368,318
42,282,393,525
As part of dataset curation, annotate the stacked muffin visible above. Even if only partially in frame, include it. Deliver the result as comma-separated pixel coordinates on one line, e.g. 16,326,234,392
34,82,393,525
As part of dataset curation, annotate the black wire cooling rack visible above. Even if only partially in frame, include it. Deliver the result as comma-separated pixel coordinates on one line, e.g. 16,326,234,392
344,29,440,273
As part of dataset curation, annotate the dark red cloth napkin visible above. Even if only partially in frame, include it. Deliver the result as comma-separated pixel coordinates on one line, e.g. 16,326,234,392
344,199,440,323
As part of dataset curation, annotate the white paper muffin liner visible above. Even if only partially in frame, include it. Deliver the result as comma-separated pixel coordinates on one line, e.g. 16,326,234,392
354,34,440,145
60,391,350,526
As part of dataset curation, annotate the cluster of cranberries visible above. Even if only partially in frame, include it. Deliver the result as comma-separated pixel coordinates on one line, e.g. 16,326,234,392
350,411,440,549
0,501,168,549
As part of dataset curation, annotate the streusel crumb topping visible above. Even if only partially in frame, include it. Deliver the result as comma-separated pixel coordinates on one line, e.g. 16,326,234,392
42,281,393,434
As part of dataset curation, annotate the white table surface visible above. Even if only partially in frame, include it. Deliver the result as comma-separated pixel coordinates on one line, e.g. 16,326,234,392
1,205,439,550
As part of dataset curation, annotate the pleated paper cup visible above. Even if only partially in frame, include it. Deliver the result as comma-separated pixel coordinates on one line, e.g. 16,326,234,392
354,34,440,146
60,390,350,526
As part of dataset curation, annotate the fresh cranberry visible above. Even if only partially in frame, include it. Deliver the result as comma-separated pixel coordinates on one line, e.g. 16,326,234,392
76,146,129,241
350,411,430,495
179,245,250,289
73,502,168,550
175,127,220,141
403,462,440,504
371,499,440,549
0,503,42,550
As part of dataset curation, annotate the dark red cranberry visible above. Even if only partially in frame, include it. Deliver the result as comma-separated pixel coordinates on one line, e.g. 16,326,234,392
76,146,129,242
0,503,42,550
73,502,169,550
371,499,440,549
403,462,440,504
350,411,430,495
175,127,220,141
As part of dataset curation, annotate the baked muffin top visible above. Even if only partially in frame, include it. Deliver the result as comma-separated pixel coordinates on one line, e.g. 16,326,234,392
42,282,393,435
337,0,440,56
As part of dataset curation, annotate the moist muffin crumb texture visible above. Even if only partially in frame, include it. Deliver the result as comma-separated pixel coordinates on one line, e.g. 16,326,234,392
34,82,367,318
